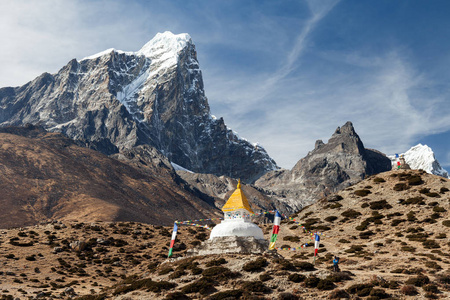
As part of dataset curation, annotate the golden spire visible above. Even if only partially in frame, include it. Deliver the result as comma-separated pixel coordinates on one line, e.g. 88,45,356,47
221,179,254,214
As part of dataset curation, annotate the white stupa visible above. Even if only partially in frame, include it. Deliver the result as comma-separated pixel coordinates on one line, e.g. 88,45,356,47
209,180,264,240
187,180,268,256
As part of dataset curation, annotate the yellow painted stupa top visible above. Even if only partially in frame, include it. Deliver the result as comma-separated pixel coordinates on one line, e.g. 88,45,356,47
221,179,254,214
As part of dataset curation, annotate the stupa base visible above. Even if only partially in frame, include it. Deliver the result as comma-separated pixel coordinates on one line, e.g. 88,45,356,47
187,236,269,256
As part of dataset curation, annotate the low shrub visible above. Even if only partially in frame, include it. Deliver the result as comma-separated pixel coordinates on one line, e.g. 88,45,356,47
401,246,416,252
206,258,227,267
393,183,409,191
391,219,405,226
329,202,343,209
359,230,375,239
294,261,315,271
435,273,450,284
422,284,439,293
408,175,423,185
328,289,350,299
424,261,441,270
317,278,335,290
288,273,305,283
341,209,362,219
422,239,440,249
242,257,267,272
439,187,449,193
278,293,299,300
345,245,365,253
424,292,439,299
370,288,389,298
240,281,271,293
425,192,440,198
158,267,173,275
435,233,446,239
113,279,175,295
311,225,331,231
354,189,371,197
443,220,450,227
405,275,430,287
326,272,352,282
259,273,272,282
401,285,418,295
373,177,386,183
347,283,373,296
403,196,426,205
324,216,338,222
433,206,446,212
406,232,429,242
338,239,350,243
168,269,186,279
407,211,417,221
202,266,238,281
274,258,296,271
181,278,215,295
303,275,320,288
369,200,392,210
327,194,343,201
163,292,191,300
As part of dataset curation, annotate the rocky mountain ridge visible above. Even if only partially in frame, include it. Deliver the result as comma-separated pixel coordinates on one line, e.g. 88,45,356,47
255,122,392,211
0,31,277,183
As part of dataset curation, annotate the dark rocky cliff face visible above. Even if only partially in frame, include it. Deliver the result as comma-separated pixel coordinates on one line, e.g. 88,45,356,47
0,32,277,183
255,122,392,211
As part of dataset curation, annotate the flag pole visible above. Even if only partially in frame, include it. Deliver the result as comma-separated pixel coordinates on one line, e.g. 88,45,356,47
313,232,320,265
268,211,281,250
168,222,178,258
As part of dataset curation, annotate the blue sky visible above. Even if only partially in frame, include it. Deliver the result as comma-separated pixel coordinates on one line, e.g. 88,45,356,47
1,0,450,169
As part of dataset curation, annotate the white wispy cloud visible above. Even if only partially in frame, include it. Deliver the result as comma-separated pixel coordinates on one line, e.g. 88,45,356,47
1,0,449,171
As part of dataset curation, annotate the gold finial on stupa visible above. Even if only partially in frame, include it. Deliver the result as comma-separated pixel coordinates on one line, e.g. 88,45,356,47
221,179,254,214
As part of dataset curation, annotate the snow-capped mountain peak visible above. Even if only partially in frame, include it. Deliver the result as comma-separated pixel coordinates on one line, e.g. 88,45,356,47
137,31,191,58
80,31,191,68
389,144,449,178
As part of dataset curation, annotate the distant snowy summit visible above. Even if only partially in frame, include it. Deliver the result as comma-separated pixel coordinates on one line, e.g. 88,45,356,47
389,144,449,178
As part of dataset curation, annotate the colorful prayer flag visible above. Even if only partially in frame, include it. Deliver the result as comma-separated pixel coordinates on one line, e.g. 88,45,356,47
168,222,178,258
269,211,281,250
314,233,320,257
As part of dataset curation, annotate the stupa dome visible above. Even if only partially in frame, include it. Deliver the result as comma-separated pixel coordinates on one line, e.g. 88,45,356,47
209,180,264,240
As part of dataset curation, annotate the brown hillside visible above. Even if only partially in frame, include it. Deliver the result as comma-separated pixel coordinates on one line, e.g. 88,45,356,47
0,169,449,299
0,126,219,228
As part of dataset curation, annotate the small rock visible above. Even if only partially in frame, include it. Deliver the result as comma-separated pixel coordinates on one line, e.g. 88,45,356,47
97,238,110,245
53,247,63,253
70,240,86,252
327,195,343,202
